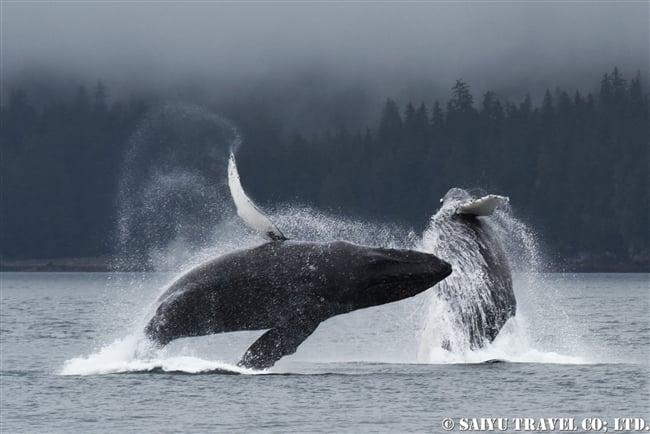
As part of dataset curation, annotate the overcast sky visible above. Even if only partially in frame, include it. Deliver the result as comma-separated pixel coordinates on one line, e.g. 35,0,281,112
2,1,648,108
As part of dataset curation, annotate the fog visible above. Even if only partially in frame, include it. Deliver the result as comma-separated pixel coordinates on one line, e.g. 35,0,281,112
2,2,648,128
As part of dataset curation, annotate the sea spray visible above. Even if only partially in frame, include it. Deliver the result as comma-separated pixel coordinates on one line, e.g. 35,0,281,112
415,195,589,364
115,103,242,271
60,334,261,375
62,106,592,376
488,205,588,358
415,191,515,358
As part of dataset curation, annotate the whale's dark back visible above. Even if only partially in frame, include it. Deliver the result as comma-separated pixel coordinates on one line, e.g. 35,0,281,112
145,240,452,347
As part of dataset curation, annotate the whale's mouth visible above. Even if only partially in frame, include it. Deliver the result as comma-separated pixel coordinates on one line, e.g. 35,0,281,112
369,272,445,288
366,261,452,300
370,256,452,286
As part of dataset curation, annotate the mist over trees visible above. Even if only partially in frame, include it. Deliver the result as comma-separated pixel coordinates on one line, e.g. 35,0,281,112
1,83,147,258
1,68,648,270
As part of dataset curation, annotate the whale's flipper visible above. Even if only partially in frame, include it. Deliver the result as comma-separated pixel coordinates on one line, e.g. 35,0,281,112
456,194,509,216
228,153,287,241
237,316,320,370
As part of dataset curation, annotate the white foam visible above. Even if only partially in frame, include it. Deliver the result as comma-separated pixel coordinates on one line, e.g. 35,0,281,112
417,316,588,365
60,335,261,376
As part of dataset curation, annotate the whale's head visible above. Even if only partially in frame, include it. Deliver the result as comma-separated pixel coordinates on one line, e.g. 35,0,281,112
317,241,452,312
439,187,472,208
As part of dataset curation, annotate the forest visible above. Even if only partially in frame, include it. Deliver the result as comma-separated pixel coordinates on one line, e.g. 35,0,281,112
1,68,648,270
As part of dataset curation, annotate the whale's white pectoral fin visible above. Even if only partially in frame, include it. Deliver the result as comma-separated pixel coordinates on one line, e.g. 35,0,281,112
228,153,287,241
456,194,509,216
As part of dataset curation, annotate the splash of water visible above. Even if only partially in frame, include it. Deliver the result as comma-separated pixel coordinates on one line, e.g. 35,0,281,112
415,198,588,364
64,203,589,375
61,334,261,375
115,102,242,271
62,106,591,376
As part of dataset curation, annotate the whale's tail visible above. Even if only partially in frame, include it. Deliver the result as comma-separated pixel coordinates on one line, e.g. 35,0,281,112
227,153,287,241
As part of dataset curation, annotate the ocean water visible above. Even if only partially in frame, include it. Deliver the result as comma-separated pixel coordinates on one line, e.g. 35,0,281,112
1,272,648,433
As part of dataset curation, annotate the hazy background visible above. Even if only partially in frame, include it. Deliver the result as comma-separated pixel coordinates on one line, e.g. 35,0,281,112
2,1,648,130
1,2,648,271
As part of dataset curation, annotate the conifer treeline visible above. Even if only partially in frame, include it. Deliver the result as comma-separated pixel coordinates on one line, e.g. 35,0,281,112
1,83,147,257
1,69,648,269
249,68,647,268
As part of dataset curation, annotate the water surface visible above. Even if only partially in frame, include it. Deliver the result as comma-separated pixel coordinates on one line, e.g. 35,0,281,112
1,272,648,433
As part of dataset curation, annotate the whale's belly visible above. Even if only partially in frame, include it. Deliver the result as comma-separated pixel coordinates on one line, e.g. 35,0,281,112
145,275,314,344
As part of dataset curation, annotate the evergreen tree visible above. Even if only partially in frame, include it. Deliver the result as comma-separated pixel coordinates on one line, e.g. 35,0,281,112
94,80,108,112
448,79,474,113
1,69,648,270
378,98,403,144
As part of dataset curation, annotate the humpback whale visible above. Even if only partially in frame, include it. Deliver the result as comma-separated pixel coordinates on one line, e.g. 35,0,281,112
428,188,515,350
144,154,452,369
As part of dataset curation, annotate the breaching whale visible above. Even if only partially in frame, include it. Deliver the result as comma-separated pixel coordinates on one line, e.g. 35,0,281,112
427,188,515,350
144,154,452,369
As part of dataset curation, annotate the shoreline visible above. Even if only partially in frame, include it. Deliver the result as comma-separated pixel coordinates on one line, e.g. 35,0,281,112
0,257,115,272
1,257,648,273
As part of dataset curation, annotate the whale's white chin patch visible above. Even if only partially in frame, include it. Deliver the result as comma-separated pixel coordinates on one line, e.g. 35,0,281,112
456,194,509,216
227,152,286,241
